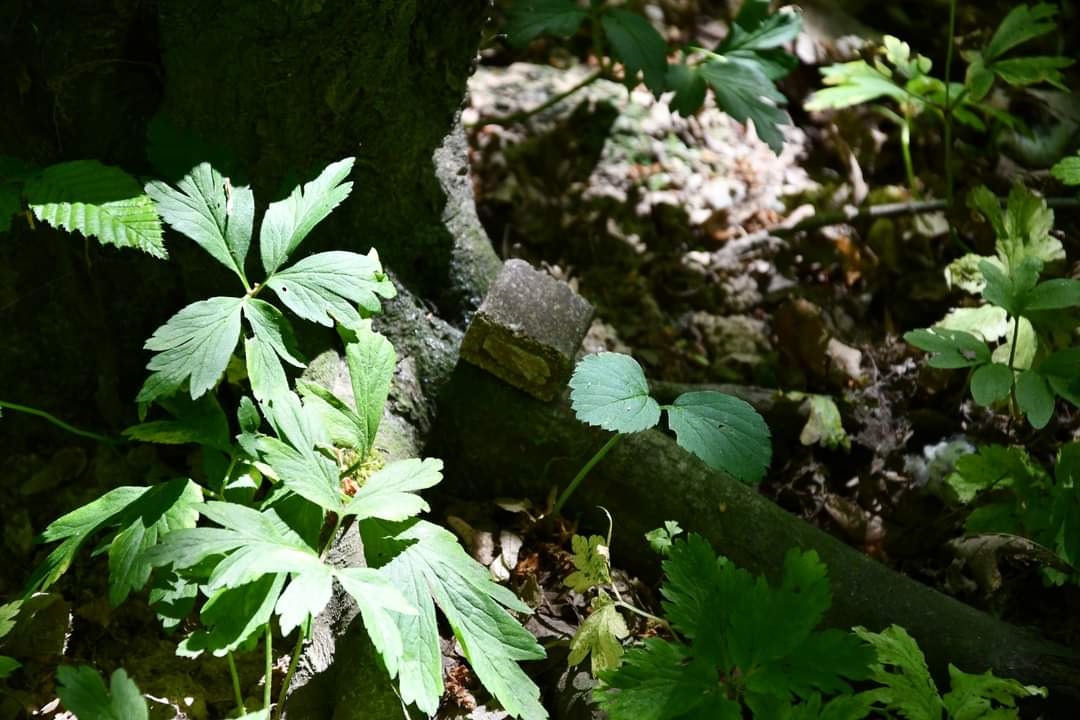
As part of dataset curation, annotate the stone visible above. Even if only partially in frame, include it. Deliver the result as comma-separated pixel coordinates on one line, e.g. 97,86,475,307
461,259,594,401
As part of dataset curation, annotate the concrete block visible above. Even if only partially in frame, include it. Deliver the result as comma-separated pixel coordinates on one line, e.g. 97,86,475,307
461,259,594,400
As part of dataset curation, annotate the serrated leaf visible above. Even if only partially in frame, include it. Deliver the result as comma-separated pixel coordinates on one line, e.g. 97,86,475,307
970,363,1013,407
984,3,1060,61
942,664,1046,720
145,162,253,277
505,0,587,47
106,479,202,606
570,352,661,433
27,480,202,602
244,334,289,403
265,249,395,331
568,592,628,676
665,63,707,115
992,55,1072,90
296,379,367,450
343,458,442,521
123,393,231,452
56,666,147,720
645,520,683,556
564,534,612,592
998,184,1060,272
597,638,739,720
346,323,396,451
720,1,802,52
805,60,907,111
1051,154,1080,185
361,519,545,720
139,296,244,402
1016,369,1055,428
601,9,669,95
701,59,790,153
666,391,772,484
853,624,942,720
179,574,285,657
242,298,306,368
256,433,343,514
24,160,166,259
259,157,354,274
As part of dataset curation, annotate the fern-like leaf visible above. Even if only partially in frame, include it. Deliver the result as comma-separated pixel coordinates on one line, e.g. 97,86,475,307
24,160,166,258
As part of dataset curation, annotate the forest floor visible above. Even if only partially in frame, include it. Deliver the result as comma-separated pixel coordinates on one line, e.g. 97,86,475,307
2,1,1080,718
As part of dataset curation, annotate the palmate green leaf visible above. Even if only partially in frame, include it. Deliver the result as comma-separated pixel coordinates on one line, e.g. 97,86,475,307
666,391,772,484
970,363,1013,407
997,184,1061,271
600,9,669,95
179,574,285,657
992,56,1072,90
145,162,253,279
139,296,244,403
568,592,628,676
984,3,1059,60
297,379,367,450
361,519,546,720
751,692,874,720
570,352,661,433
505,0,587,47
720,0,801,53
256,431,343,513
665,62,708,115
597,638,740,720
56,666,147,720
24,160,166,259
853,624,942,720
265,249,396,331
701,59,790,153
343,458,443,521
259,157,354,275
904,327,991,369
645,520,684,556
805,60,907,111
1051,154,1080,185
564,534,612,592
27,479,203,603
1037,347,1080,407
244,334,290,403
242,298,306,368
942,665,1046,720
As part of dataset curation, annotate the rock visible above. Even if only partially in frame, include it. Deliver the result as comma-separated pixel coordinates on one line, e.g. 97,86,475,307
461,259,594,401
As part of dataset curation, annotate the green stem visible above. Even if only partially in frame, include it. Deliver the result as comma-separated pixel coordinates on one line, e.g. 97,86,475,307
264,625,273,711
227,652,245,715
273,630,306,720
900,116,917,198
473,67,606,128
1007,314,1021,428
553,433,622,515
0,399,120,445
943,0,958,214
614,601,671,631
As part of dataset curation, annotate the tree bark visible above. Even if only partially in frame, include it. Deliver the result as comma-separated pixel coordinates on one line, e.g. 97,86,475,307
432,362,1080,703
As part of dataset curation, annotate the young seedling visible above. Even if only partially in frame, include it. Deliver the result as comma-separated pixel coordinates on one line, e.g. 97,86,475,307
556,352,771,514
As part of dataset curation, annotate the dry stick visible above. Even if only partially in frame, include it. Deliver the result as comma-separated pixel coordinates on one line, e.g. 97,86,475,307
736,196,1080,244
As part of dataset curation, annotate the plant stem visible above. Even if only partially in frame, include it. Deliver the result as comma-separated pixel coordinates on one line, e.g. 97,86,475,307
227,652,245,715
1007,314,1021,428
273,630,306,720
0,399,120,445
553,433,621,515
900,115,917,198
473,67,606,128
264,625,273,711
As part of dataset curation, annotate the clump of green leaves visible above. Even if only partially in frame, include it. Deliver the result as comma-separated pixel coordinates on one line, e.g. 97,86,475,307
942,442,1080,584
905,184,1080,428
1,157,166,257
855,624,1046,718
23,159,547,720
505,0,800,153
597,534,874,719
805,5,1073,193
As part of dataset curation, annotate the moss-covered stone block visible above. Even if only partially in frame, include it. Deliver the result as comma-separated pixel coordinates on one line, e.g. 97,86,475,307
461,259,593,400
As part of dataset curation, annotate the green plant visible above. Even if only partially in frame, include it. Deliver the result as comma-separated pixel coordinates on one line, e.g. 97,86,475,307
0,157,165,257
0,601,18,681
941,442,1080,584
905,184,1080,429
595,533,874,719
55,665,149,720
1052,149,1080,186
501,0,800,153
556,351,771,513
22,158,547,720
805,4,1073,199
854,624,1046,718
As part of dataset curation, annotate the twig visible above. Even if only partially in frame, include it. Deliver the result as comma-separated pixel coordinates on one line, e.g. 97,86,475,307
0,399,121,445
